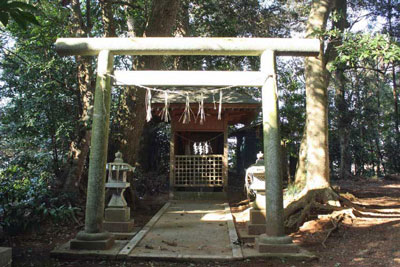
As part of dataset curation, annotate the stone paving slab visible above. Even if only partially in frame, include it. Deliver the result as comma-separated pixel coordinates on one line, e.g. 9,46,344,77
127,201,240,260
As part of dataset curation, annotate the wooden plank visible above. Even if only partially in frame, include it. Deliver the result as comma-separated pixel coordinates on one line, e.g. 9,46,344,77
55,37,320,57
118,202,171,256
113,71,265,87
224,203,243,259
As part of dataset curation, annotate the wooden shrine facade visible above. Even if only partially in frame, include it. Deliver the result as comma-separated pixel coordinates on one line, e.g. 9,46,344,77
152,92,260,192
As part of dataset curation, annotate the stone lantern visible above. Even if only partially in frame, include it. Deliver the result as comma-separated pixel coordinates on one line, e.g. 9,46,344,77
103,151,135,234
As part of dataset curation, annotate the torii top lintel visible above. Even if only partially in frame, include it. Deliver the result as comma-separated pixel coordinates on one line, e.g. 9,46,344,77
55,37,320,57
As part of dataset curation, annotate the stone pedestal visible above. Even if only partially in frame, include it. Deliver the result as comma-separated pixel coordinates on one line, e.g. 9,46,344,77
103,207,135,233
70,231,115,250
250,208,266,224
247,191,267,236
255,234,300,253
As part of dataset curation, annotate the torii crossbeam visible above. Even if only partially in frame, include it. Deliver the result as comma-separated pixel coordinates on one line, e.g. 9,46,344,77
55,37,319,253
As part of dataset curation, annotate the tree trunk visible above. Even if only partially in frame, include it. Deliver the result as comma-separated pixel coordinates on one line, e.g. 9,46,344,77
304,0,334,190
62,0,93,193
387,0,400,135
121,0,180,166
331,0,351,180
294,123,307,187
99,0,116,37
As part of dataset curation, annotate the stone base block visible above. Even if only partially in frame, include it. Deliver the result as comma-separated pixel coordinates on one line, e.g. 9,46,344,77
250,209,266,224
103,220,135,233
255,234,299,253
255,242,301,253
247,224,266,235
0,247,12,267
105,207,130,222
70,236,115,250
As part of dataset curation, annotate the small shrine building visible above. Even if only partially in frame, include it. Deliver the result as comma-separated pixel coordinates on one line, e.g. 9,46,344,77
152,90,261,195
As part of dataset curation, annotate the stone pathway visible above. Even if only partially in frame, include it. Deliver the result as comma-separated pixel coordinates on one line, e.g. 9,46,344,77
125,201,241,260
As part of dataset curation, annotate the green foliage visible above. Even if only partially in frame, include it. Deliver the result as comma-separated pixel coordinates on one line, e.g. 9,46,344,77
0,165,79,235
0,0,39,29
278,58,306,159
329,32,400,70
0,0,79,175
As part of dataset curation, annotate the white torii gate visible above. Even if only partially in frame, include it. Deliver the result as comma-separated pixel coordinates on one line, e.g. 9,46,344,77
55,37,319,252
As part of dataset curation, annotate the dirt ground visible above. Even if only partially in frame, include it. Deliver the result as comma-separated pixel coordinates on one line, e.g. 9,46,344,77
2,178,400,267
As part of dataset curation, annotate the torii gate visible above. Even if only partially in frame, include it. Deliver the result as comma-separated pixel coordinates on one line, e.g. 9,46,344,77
55,37,319,252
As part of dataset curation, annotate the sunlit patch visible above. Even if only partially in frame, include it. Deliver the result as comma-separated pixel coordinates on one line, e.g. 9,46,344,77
201,211,227,221
167,209,222,214
394,258,400,264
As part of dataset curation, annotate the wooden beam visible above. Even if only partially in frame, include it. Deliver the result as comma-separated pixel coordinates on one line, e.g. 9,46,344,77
113,71,265,87
55,37,320,57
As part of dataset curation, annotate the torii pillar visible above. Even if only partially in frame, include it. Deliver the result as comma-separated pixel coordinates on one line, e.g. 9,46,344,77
255,50,295,252
70,50,115,250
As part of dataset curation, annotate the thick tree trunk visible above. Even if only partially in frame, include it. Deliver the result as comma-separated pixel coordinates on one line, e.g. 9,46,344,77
284,0,349,232
62,0,93,193
121,0,180,166
294,123,307,187
304,0,333,190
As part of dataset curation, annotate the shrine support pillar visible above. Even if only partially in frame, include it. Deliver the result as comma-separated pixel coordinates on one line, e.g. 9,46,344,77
70,50,115,250
256,50,294,252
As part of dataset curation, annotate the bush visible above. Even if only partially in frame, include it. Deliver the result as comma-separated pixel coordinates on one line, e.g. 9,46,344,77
0,165,79,235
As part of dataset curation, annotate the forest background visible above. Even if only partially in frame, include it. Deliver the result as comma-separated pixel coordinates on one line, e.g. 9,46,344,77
0,0,399,234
